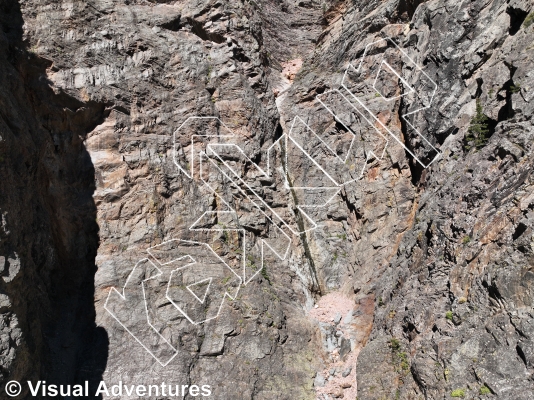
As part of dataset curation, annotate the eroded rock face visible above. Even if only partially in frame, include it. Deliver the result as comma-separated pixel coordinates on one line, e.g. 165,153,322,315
0,0,533,398
0,0,105,396
350,0,534,399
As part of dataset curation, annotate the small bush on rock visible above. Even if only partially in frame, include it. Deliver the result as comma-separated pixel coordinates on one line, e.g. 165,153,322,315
480,385,491,395
465,99,489,151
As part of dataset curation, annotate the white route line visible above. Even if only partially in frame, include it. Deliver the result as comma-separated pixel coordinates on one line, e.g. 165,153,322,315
161,239,242,326
187,277,212,304
196,147,292,282
104,258,179,367
372,60,416,101
207,143,326,236
267,130,342,199
172,116,235,179
287,115,384,187
315,89,389,168
105,38,443,365
341,37,441,169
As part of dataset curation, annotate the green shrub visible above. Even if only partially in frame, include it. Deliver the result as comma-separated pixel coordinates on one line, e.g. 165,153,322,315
464,99,489,150
509,84,521,94
389,339,409,374
462,235,471,244
398,352,409,371
451,388,466,398
261,267,271,285
524,12,534,28
480,385,491,395
444,368,450,381
445,311,453,321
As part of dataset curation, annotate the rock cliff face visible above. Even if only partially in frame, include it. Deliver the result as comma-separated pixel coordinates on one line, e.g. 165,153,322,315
0,0,107,396
0,0,533,399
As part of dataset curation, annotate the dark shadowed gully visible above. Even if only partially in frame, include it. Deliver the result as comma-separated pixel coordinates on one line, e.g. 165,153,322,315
0,0,533,399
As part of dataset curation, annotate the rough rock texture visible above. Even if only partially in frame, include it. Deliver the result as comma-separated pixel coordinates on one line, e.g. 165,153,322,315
280,0,534,398
355,0,534,398
0,0,106,396
0,0,533,399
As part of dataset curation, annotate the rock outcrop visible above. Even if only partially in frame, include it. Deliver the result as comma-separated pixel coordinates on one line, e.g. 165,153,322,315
0,0,533,399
